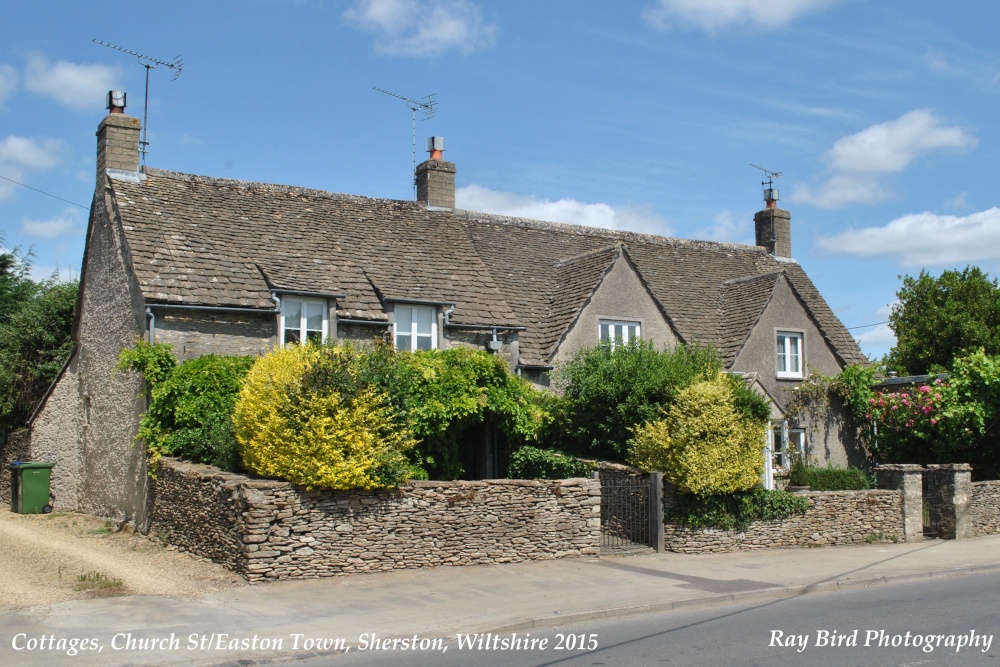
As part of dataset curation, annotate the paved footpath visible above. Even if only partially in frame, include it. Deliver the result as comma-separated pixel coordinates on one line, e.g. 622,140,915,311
4,534,1000,667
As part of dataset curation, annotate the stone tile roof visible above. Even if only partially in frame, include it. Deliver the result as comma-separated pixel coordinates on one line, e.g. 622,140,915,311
718,272,784,365
106,168,865,368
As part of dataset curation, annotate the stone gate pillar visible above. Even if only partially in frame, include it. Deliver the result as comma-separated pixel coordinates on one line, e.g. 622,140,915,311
924,464,973,539
875,464,924,542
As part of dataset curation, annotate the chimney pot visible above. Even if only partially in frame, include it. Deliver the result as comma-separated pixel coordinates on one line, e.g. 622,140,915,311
106,90,127,114
426,136,445,160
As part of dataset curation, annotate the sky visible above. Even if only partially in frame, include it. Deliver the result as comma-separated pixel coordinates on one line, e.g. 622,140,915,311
2,1,999,362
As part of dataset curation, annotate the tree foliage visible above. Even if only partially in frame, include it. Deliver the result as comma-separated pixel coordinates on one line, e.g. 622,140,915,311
506,446,592,480
628,372,767,495
0,261,77,436
886,266,1000,374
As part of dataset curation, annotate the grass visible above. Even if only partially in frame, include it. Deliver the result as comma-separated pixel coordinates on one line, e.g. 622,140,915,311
73,571,125,595
87,520,114,535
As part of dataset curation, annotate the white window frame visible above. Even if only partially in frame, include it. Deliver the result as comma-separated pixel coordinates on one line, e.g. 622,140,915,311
775,330,804,379
394,305,438,352
280,297,329,345
599,319,641,351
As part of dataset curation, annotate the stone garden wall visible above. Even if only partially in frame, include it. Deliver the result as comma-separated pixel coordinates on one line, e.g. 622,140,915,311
971,481,1000,536
662,490,904,554
150,458,600,582
0,430,32,506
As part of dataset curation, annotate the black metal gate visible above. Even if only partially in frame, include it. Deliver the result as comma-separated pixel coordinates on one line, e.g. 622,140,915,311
599,470,651,551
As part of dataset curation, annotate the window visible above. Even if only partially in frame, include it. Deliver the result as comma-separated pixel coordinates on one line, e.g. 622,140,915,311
600,319,641,350
281,298,327,345
394,305,437,352
770,423,805,471
776,331,803,379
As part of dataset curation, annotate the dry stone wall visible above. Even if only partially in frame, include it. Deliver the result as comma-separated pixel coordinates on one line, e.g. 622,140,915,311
0,430,31,506
151,458,600,582
971,481,1000,536
662,490,904,554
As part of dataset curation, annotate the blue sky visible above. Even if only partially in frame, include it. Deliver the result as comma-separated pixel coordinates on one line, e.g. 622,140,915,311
2,1,998,361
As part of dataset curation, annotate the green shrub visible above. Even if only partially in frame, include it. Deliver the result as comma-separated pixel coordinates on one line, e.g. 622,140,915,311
668,488,809,531
551,341,722,460
629,372,766,495
506,446,592,479
137,353,254,469
802,466,871,491
116,340,177,388
234,343,416,489
377,346,543,480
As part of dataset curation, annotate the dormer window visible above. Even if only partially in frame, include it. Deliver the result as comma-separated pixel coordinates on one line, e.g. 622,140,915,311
281,298,328,345
600,319,640,351
394,305,437,351
776,330,804,379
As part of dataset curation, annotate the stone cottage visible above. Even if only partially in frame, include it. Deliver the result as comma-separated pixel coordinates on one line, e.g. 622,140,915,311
20,93,867,526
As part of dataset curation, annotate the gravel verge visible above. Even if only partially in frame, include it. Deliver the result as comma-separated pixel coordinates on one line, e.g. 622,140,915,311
0,509,244,610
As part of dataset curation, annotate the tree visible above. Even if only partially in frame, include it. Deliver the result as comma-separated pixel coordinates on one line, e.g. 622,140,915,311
885,266,1000,374
0,277,78,437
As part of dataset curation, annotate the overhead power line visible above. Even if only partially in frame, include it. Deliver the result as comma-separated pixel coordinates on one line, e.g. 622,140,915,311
0,174,87,209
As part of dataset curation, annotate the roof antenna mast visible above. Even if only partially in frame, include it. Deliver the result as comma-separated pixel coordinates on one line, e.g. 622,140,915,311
93,39,183,166
749,163,782,208
373,87,437,197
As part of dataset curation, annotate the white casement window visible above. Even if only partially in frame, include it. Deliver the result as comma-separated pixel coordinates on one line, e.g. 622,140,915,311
281,298,328,345
600,319,641,351
394,305,437,352
776,331,804,379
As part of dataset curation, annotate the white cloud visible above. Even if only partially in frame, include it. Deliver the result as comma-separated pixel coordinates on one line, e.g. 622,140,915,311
817,207,1000,266
0,135,65,200
791,109,976,209
22,209,81,239
344,0,497,56
456,184,672,236
694,210,752,244
945,191,969,211
0,64,17,106
642,0,835,32
24,54,119,110
852,304,896,358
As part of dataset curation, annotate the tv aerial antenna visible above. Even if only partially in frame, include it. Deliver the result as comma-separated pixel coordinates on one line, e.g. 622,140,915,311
373,87,437,196
749,163,782,189
93,39,183,165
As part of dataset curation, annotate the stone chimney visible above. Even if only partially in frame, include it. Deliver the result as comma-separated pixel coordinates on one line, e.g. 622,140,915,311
415,136,455,209
754,185,792,258
96,90,141,183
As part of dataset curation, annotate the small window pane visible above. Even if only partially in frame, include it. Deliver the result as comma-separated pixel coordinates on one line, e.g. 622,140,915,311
416,335,433,351
305,302,324,332
600,323,610,341
284,329,301,345
396,333,412,352
306,330,322,344
285,299,302,325
396,306,413,331
415,307,433,334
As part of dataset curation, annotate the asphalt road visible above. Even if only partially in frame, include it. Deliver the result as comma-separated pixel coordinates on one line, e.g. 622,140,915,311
287,570,1000,667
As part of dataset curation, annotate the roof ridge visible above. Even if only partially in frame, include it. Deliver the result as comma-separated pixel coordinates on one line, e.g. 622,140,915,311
455,208,771,255
139,168,421,207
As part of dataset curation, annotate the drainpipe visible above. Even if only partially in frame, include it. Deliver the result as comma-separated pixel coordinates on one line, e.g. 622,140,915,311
145,307,155,343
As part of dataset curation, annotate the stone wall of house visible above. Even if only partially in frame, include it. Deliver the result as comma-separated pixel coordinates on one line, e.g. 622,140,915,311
971,481,1000,536
662,490,904,554
155,310,275,361
0,430,32,506
25,356,85,511
150,458,600,582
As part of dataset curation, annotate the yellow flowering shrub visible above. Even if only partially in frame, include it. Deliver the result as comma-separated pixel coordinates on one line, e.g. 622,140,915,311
629,372,765,495
233,344,415,490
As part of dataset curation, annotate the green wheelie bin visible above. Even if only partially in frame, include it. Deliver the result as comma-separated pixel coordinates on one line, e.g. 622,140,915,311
8,461,54,514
